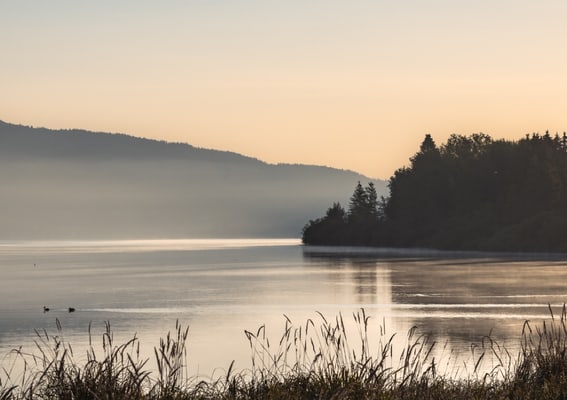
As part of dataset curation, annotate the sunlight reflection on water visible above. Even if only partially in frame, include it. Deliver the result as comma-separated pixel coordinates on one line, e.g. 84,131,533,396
1,239,566,380
0,238,300,254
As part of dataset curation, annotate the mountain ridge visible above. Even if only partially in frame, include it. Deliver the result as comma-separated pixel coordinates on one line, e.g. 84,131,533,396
0,120,386,239
0,120,366,176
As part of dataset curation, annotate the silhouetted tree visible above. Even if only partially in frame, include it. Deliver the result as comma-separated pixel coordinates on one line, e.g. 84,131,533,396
419,133,437,153
348,181,368,223
365,182,379,219
302,202,347,245
326,202,346,221
303,132,567,252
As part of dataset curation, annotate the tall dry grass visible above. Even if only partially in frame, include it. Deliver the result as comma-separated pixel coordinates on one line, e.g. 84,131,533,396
2,307,567,399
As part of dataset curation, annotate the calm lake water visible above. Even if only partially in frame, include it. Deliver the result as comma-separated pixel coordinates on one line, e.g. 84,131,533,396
1,238,567,379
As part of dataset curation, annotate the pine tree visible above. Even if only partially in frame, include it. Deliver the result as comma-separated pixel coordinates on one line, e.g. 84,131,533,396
419,134,438,153
326,202,346,221
348,181,368,222
365,182,378,219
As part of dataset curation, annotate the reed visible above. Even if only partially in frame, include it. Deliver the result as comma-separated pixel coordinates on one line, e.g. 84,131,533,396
508,304,567,398
2,307,567,399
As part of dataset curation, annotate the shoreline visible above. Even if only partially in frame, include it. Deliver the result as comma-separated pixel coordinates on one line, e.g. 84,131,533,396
302,244,567,260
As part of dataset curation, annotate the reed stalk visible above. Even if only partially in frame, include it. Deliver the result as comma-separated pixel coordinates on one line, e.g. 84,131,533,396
2,307,567,399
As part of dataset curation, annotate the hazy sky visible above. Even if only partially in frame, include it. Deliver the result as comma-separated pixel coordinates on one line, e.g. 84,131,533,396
3,1,567,179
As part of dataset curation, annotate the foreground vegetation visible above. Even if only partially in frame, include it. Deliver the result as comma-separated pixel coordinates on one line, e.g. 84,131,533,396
3,308,567,399
303,132,567,252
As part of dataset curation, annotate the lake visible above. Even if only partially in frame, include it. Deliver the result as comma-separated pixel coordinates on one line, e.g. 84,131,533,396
1,238,567,380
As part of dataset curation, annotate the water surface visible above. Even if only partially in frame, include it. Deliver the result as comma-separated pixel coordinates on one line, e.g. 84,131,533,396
1,239,566,378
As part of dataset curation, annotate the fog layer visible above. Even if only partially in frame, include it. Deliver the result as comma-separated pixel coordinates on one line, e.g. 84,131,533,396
0,121,387,239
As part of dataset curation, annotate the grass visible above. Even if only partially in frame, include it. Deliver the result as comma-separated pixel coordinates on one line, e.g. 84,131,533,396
2,307,567,399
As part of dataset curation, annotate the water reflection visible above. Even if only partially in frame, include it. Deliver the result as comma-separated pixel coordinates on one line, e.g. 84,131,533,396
1,240,566,380
303,250,567,374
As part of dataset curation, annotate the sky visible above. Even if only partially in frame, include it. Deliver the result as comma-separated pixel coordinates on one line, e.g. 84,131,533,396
3,1,567,179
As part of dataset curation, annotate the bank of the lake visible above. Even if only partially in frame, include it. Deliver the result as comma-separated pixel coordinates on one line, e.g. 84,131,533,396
3,306,567,399
303,244,567,260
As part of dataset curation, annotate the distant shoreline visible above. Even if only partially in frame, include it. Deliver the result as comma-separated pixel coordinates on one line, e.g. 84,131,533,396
302,244,567,260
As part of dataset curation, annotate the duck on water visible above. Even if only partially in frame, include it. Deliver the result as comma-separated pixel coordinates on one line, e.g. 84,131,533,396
42,306,76,313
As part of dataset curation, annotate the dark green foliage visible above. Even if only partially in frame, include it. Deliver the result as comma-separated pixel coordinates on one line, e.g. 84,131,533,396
301,203,347,245
303,132,567,252
302,182,383,246
348,182,368,220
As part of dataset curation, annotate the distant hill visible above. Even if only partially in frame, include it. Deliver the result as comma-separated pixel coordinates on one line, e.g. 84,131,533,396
0,120,387,239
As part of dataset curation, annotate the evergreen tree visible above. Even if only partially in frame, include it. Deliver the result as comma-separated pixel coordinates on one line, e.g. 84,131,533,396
365,182,379,219
326,202,346,221
348,181,369,222
420,133,437,153
303,132,567,252
301,202,347,245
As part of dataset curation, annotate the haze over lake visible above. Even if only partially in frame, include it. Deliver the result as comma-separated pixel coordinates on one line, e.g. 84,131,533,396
0,120,386,240
1,239,566,378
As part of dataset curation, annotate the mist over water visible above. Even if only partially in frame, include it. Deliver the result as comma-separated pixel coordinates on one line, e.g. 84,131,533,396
1,239,566,378
0,121,387,240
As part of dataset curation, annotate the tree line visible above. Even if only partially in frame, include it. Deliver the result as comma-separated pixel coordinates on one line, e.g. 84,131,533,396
302,132,567,252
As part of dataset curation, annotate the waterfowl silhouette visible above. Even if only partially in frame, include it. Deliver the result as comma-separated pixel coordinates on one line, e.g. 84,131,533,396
43,306,50,312
68,307,75,313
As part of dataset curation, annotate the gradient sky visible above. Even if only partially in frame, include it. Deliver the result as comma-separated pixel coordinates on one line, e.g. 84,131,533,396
3,1,567,179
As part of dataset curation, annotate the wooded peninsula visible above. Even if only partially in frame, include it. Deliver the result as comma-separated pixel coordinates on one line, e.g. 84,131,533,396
302,132,567,252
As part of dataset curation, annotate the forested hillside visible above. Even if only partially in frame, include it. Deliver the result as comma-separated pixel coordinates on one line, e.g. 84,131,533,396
303,132,567,252
0,120,387,239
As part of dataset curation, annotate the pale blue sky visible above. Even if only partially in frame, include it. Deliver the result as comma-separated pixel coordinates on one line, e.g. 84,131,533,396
3,1,567,178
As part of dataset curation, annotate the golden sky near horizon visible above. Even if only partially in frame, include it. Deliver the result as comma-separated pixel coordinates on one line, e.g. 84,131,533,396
3,1,567,179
